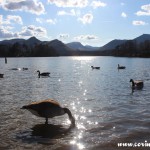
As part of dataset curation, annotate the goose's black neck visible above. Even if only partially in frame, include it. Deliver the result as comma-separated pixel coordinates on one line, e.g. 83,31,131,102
64,108,75,125
130,79,135,87
37,71,41,78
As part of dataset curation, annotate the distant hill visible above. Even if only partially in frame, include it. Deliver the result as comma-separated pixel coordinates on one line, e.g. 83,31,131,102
0,36,41,47
100,34,150,57
100,39,127,51
26,36,41,46
67,42,99,51
0,38,25,45
85,45,99,51
99,34,150,51
134,34,150,43
67,42,84,50
45,39,73,55
0,34,150,57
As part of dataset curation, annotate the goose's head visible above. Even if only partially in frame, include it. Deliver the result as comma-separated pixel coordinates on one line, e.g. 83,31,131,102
130,79,133,82
63,108,75,126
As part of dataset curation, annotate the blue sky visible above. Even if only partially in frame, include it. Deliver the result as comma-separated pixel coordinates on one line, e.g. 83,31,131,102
0,0,150,46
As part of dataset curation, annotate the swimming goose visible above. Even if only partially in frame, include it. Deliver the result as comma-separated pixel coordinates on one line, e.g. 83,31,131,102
11,68,21,71
0,74,4,78
37,70,50,78
118,64,126,69
23,68,28,70
21,99,75,125
91,66,100,69
130,79,143,88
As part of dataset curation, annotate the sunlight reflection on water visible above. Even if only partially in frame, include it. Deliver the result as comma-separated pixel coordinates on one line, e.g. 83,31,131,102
1,57,150,149
71,56,95,61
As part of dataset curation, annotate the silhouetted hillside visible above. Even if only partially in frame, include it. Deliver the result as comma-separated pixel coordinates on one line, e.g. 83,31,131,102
134,34,150,43
99,39,127,51
67,42,99,51
0,34,150,57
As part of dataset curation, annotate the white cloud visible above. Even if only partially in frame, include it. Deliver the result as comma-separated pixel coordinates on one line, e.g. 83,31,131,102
0,24,47,39
0,15,3,24
136,4,150,16
78,13,93,24
0,15,23,25
36,18,43,24
36,18,57,24
75,34,98,41
20,25,47,37
91,1,106,9
0,26,19,38
48,0,88,8
0,0,3,4
7,15,23,24
132,20,147,26
2,0,45,15
46,19,57,24
121,12,127,18
57,9,76,16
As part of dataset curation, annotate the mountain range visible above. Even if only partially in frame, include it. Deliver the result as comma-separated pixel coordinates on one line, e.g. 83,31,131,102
67,34,150,51
66,42,99,51
0,34,150,57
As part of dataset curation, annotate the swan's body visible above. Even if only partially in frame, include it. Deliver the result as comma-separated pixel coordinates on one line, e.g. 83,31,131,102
21,99,75,125
91,66,100,69
37,70,50,78
130,79,143,89
0,74,4,78
118,64,126,69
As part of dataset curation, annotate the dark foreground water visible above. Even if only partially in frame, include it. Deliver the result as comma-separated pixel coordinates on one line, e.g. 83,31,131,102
0,56,150,150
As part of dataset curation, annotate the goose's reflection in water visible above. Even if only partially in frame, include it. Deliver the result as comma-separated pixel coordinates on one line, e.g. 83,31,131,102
31,123,75,138
16,123,75,147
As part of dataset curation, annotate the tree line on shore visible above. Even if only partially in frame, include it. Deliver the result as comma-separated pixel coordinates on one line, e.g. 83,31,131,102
100,40,150,57
0,37,150,58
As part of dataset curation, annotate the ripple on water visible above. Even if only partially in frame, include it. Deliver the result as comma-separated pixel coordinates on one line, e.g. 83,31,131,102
1,57,150,149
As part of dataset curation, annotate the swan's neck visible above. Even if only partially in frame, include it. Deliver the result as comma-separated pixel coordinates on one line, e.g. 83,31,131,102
64,108,75,125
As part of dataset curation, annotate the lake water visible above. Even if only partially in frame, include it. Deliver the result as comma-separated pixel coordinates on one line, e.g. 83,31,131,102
0,56,150,150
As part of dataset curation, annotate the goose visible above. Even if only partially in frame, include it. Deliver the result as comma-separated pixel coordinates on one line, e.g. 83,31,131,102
0,74,4,78
37,70,50,78
21,99,75,125
11,68,21,71
91,66,100,70
118,64,126,69
130,79,143,88
23,67,28,70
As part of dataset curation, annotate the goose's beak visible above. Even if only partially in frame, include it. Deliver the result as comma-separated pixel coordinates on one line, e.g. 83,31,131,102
20,106,27,109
